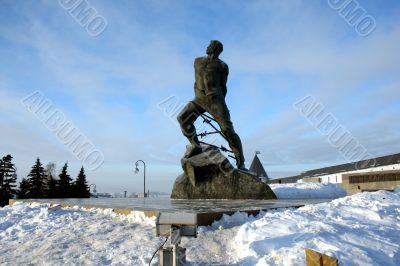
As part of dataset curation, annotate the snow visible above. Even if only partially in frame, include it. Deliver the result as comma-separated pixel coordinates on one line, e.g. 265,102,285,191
1,190,399,265
269,182,347,199
230,190,400,265
0,203,159,265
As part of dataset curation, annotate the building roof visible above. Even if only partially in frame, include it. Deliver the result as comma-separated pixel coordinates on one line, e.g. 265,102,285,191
300,152,400,178
269,175,302,184
249,154,268,179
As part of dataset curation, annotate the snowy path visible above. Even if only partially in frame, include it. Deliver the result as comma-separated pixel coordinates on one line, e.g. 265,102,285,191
1,190,399,265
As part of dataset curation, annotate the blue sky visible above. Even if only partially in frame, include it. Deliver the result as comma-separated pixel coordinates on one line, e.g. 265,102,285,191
1,0,399,193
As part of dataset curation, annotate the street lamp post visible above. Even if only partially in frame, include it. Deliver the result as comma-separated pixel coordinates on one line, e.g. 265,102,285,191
134,160,146,198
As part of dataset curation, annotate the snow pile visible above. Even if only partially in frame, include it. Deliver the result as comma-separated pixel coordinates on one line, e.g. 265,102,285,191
84,207,155,226
184,190,400,265
1,190,399,265
270,182,347,199
0,203,159,265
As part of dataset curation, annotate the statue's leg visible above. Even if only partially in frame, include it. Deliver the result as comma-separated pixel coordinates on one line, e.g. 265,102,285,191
208,99,246,169
177,101,204,156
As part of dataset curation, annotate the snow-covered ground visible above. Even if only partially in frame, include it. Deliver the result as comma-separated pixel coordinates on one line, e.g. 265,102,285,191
270,182,347,199
1,190,399,265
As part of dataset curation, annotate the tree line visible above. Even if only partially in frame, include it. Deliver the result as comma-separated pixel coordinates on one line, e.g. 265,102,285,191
0,154,91,201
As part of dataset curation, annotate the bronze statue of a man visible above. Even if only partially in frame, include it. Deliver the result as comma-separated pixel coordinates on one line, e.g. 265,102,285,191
177,40,246,169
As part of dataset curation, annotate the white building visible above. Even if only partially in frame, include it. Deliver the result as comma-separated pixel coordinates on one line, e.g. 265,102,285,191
300,153,400,184
270,153,400,185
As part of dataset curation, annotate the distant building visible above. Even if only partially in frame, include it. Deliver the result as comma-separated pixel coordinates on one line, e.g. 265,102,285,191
137,190,149,198
249,152,269,183
269,175,302,184
96,192,112,198
270,153,400,194
300,153,400,184
339,170,400,195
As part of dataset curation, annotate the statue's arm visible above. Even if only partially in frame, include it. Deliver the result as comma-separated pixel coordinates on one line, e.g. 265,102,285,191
194,58,200,88
222,63,228,97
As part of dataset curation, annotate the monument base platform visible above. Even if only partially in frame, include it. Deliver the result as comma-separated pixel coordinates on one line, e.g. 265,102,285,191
171,145,277,200
13,197,332,226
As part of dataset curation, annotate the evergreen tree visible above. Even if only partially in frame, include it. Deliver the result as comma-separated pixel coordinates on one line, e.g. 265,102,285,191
47,176,58,198
73,166,90,198
0,154,18,199
45,162,58,198
58,163,72,198
26,158,47,198
17,178,30,199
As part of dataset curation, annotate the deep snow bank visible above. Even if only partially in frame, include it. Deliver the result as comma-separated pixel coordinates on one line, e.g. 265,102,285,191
184,190,400,265
0,203,158,265
270,182,347,199
1,190,399,265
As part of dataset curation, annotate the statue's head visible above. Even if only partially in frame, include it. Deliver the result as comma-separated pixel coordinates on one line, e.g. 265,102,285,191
206,40,223,57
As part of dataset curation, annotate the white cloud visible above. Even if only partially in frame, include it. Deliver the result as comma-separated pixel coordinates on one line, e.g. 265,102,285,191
0,0,399,191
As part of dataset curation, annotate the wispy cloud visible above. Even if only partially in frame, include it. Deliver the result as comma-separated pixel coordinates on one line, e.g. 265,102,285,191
0,0,399,192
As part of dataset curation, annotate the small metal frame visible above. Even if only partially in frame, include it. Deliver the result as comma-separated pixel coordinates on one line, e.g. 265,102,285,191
155,212,197,266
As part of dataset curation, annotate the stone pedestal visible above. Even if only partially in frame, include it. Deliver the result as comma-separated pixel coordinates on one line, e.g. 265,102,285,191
171,145,277,199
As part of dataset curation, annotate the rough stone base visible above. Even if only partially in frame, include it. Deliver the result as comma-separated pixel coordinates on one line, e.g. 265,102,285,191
171,145,277,200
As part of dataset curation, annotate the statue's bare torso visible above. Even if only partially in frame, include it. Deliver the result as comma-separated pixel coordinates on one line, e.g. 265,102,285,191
194,56,228,107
